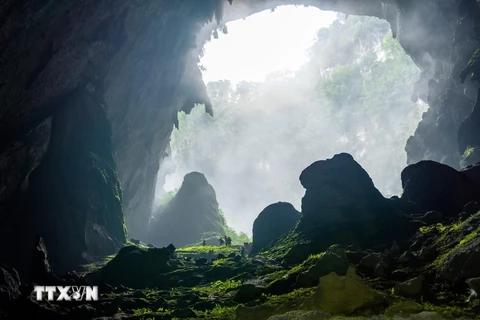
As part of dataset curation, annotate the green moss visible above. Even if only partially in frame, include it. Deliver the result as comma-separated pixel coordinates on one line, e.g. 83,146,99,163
261,230,309,260
125,240,150,249
463,146,476,158
261,288,316,309
212,258,235,267
80,254,116,274
425,212,480,266
131,307,172,319
192,279,241,296
419,223,448,233
176,245,238,256
423,302,476,319
195,305,238,320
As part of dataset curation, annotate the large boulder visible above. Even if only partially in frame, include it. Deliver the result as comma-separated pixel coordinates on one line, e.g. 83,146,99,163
99,245,179,288
438,236,480,283
311,267,387,315
251,202,300,255
147,172,225,248
401,160,479,215
296,153,407,251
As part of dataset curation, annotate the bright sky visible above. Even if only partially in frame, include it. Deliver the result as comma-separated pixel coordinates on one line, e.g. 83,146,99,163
200,5,337,85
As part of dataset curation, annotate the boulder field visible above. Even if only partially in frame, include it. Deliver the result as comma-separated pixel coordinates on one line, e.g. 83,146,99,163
1,153,480,319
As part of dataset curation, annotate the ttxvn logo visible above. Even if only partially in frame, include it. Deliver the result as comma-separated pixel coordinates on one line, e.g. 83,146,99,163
33,286,98,301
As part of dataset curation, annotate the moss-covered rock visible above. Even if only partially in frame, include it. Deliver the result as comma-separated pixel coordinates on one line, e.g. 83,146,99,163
310,267,388,315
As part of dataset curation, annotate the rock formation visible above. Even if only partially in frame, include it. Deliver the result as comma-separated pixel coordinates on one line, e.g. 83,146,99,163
401,160,480,215
251,202,300,255
0,154,480,318
147,172,225,248
296,153,410,252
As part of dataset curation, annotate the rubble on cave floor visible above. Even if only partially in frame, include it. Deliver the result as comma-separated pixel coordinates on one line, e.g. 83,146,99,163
1,153,480,319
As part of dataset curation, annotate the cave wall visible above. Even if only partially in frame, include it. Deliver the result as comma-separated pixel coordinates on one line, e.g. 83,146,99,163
0,0,479,276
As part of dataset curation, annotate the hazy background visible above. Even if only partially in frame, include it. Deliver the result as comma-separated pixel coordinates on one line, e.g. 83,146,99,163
153,6,428,236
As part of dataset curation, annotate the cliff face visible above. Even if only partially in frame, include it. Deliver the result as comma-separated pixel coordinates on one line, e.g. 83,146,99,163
0,0,479,275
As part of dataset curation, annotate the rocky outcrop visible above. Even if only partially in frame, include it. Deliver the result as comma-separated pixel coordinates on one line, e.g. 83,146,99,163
296,153,409,251
251,202,300,255
401,160,479,215
98,245,179,289
0,265,21,306
405,0,480,169
147,172,225,248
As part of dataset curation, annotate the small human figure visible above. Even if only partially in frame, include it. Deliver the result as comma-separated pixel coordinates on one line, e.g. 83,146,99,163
202,240,206,246
226,236,232,247
243,242,252,255
219,237,225,246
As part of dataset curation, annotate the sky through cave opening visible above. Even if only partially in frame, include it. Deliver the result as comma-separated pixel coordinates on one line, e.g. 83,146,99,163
154,5,429,237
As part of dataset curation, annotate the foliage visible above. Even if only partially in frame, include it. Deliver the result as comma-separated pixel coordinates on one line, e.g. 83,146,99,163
157,188,179,206
195,305,238,320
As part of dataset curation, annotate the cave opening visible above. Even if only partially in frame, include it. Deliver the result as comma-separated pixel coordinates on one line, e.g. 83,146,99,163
2,1,480,318
151,5,429,240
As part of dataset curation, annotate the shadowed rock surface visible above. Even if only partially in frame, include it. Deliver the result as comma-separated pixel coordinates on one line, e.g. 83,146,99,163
401,160,479,215
251,202,300,255
295,153,410,252
1,154,480,319
147,172,225,248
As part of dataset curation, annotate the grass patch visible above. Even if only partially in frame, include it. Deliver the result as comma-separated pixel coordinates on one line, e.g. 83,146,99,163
195,305,238,320
176,245,238,256
192,279,242,296
260,287,316,309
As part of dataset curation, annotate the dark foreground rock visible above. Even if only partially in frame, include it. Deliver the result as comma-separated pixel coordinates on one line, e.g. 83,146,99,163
147,172,226,248
98,245,181,288
401,160,479,215
295,153,411,253
0,264,21,306
251,202,300,255
1,213,480,320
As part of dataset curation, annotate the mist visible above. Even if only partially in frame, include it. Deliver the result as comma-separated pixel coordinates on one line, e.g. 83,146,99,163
153,7,428,236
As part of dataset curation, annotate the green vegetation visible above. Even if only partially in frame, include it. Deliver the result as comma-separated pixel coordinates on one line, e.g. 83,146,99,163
464,146,476,158
417,212,480,266
192,279,242,296
195,305,238,320
176,245,237,256
157,188,179,207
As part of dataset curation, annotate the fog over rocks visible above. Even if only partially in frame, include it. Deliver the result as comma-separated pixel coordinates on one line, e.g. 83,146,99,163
154,13,427,236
